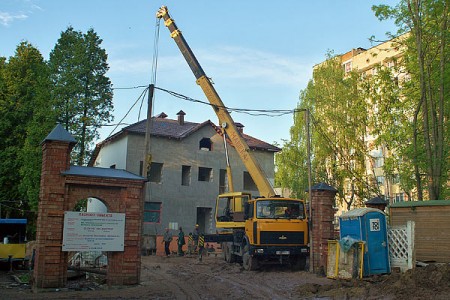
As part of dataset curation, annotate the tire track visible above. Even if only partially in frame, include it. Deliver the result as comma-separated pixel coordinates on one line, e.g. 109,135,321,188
142,262,202,299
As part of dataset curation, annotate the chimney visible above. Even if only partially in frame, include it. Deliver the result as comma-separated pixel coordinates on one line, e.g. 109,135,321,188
235,122,244,133
177,110,186,125
156,112,168,119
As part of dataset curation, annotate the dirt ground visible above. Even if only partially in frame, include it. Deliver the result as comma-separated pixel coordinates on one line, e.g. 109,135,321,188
1,254,450,299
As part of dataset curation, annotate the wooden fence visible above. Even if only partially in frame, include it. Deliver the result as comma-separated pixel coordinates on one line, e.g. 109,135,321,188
389,200,450,263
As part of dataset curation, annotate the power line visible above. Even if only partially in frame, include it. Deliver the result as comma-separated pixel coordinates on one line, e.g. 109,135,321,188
113,85,148,90
103,84,305,139
107,86,149,138
154,86,296,117
99,122,132,127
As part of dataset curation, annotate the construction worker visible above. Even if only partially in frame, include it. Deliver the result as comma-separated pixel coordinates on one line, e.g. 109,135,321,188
187,232,194,256
177,227,185,256
192,224,200,253
198,233,205,262
162,228,172,257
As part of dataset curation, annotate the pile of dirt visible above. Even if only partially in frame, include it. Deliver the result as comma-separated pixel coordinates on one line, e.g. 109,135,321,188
380,263,450,299
293,263,450,299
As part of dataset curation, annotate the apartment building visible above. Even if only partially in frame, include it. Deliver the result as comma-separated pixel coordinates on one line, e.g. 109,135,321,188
339,35,408,208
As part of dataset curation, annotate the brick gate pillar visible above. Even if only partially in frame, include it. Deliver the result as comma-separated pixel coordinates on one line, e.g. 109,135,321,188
33,124,76,289
310,183,337,275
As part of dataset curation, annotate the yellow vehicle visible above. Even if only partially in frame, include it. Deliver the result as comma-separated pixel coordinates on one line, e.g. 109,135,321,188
0,219,27,266
157,6,309,270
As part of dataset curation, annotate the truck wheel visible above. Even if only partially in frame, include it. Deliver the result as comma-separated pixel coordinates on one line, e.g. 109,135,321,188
224,243,235,263
290,255,306,271
242,245,258,271
223,243,229,262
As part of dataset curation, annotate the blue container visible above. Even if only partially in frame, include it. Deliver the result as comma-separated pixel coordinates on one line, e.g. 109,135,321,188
339,207,390,276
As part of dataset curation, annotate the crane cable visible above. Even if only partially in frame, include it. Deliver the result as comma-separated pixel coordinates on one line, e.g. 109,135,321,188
107,18,162,138
151,17,161,86
107,87,148,138
138,16,161,120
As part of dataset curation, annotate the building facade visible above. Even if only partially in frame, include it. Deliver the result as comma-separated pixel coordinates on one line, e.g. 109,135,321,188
340,35,408,207
314,35,409,218
90,111,280,242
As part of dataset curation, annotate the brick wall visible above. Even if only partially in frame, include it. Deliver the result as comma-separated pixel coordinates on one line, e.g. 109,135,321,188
310,184,337,274
34,133,145,290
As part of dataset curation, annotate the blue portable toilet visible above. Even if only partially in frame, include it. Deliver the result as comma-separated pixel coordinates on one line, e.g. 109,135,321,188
339,207,390,276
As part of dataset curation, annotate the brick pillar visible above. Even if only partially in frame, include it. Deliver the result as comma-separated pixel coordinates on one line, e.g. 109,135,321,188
33,125,76,289
106,185,144,285
310,183,337,275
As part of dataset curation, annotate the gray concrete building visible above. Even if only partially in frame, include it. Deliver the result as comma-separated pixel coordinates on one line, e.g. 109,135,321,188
90,111,280,243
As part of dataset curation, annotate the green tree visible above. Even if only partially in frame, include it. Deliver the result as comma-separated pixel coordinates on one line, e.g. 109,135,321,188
19,69,55,213
49,27,114,165
275,97,310,200
311,54,373,209
0,42,51,218
373,0,449,200
360,60,417,201
276,53,372,210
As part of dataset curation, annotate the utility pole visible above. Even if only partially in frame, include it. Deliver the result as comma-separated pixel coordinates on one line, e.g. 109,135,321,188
141,84,154,255
305,109,313,272
295,108,313,271
143,84,155,179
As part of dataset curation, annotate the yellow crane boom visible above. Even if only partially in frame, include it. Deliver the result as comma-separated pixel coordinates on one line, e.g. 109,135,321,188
157,6,275,198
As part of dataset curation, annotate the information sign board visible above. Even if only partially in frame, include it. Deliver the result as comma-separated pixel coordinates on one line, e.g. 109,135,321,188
62,212,125,251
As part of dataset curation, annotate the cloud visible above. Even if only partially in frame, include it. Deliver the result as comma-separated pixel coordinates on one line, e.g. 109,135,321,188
108,57,152,74
0,11,28,26
30,4,43,12
108,46,313,90
200,46,313,87
0,0,44,27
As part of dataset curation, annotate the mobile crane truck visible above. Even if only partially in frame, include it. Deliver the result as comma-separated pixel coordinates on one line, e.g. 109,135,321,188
157,6,309,270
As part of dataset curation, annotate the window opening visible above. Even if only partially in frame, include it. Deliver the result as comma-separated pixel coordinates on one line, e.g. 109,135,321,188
144,202,161,223
219,169,227,194
394,193,404,203
243,171,257,191
198,167,213,182
182,165,191,186
148,162,163,183
199,138,212,151
374,157,384,168
343,60,352,73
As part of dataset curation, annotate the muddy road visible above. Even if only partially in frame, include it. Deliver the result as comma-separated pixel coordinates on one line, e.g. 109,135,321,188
3,254,332,299
2,253,450,299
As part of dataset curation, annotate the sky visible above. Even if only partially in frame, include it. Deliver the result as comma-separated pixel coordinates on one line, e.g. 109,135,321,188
0,0,399,146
